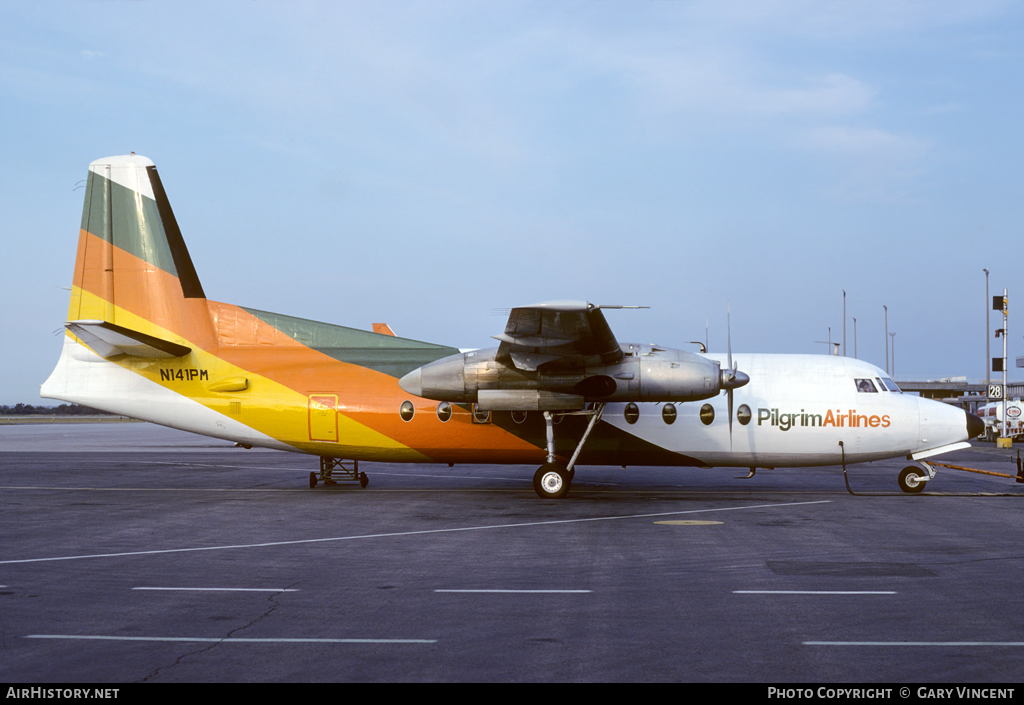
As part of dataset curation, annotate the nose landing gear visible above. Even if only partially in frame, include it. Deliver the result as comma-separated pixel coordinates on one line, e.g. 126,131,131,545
897,465,928,494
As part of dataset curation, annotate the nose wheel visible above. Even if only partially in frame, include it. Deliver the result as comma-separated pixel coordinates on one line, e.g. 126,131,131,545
898,466,927,494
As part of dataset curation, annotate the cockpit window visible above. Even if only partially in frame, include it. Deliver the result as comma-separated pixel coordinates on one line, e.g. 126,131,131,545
855,378,878,393
880,377,901,392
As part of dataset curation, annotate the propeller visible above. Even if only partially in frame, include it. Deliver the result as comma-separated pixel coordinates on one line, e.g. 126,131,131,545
720,304,750,449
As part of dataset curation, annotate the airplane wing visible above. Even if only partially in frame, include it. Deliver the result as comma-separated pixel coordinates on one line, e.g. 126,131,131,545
492,301,638,371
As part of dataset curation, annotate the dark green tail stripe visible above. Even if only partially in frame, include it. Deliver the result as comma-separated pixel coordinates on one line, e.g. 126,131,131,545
147,167,205,298
80,170,179,279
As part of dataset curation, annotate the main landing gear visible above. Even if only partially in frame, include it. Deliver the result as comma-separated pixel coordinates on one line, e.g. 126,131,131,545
310,457,368,489
532,404,604,499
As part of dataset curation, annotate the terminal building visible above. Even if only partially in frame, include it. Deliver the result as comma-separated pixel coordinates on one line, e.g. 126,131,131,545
897,355,1024,412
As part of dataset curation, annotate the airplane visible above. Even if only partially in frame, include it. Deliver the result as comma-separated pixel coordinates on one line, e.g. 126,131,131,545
41,154,985,498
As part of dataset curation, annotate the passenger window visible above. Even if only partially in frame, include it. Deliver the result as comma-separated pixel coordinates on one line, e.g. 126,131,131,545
624,403,640,425
855,378,878,393
662,403,677,425
436,402,452,422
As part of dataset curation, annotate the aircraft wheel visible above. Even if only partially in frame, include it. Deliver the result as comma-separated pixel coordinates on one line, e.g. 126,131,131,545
359,472,369,489
309,472,318,489
898,466,926,494
533,463,571,499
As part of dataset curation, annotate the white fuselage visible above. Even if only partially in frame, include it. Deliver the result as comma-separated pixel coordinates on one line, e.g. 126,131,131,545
44,338,972,469
600,353,969,468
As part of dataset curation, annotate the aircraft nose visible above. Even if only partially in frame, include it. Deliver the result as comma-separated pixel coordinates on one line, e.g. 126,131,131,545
966,410,985,440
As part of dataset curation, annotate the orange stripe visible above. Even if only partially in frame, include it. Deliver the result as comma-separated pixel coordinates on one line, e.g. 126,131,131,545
72,230,216,347
210,332,543,460
72,235,543,461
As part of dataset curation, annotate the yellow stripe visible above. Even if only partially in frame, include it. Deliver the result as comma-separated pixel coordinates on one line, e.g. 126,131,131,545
70,287,427,460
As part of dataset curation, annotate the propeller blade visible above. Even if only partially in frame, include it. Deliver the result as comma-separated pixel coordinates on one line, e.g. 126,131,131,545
727,303,733,450
720,303,750,450
728,387,734,451
727,303,732,374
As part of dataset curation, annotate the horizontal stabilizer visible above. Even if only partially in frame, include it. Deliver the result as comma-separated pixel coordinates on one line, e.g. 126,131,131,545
66,320,191,359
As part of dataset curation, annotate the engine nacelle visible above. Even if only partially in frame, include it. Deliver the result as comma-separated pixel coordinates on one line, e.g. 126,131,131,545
637,357,719,400
398,344,747,409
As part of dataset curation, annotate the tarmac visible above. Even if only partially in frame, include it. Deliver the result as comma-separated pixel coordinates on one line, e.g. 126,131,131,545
2,423,1023,683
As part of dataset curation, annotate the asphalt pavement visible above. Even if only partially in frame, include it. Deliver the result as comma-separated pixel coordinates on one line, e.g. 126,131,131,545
2,423,1023,683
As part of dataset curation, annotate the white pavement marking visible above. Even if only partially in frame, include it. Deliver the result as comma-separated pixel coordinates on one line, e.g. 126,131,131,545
25,635,435,644
435,589,591,593
805,641,1024,646
150,462,532,482
0,486,312,493
132,587,300,592
0,500,830,565
367,471,531,482
735,591,896,594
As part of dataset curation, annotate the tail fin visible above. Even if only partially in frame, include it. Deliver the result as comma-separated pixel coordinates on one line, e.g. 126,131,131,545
68,155,214,347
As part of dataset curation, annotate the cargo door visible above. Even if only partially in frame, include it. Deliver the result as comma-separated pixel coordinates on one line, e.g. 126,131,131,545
308,394,338,442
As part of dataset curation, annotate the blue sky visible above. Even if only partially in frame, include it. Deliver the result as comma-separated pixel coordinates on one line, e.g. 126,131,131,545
2,0,1022,405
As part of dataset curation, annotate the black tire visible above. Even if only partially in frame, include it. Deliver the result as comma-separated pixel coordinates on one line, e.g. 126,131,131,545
309,471,318,489
533,463,571,499
898,466,926,494
359,472,369,489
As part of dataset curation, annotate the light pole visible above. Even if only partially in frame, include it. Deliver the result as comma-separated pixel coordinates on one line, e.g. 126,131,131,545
843,290,846,357
1001,288,1007,438
884,305,889,374
984,268,990,401
890,332,896,379
852,317,857,358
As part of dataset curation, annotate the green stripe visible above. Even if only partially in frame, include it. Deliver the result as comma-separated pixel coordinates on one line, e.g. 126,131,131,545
241,307,460,378
80,170,178,278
